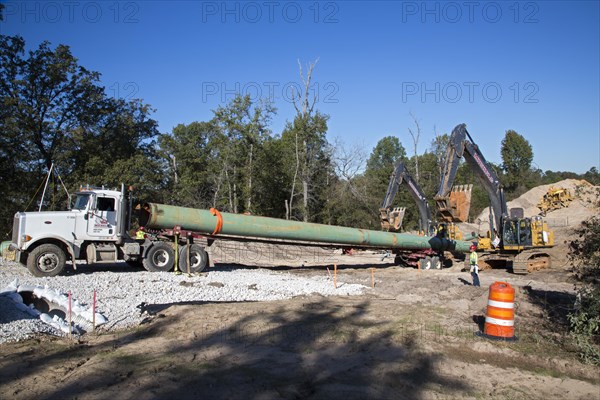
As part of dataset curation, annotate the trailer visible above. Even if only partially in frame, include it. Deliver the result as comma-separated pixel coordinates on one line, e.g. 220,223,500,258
10,185,473,277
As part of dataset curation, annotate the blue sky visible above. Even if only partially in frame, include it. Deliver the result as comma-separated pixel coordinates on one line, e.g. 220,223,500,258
1,0,599,173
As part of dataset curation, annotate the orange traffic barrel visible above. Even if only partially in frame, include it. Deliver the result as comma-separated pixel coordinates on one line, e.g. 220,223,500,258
479,281,517,341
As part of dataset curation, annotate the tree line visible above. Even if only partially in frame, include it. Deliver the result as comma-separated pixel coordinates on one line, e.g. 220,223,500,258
1,35,599,239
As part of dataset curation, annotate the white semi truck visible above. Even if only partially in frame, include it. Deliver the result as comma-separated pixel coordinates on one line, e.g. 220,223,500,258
10,185,209,277
10,185,472,278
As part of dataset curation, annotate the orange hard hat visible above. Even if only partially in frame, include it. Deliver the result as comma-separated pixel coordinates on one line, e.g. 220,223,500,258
470,244,477,251
139,226,145,231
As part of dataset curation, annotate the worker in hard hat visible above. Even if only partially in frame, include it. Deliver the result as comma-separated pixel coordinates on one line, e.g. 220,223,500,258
135,226,146,240
469,244,480,287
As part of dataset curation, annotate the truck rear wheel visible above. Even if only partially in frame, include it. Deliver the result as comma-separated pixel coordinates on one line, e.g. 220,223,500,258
178,244,208,273
27,244,66,277
143,242,175,272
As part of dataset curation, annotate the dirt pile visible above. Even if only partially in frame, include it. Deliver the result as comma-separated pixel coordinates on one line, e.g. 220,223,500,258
461,179,599,236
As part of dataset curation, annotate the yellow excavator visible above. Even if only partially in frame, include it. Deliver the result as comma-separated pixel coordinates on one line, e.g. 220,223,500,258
434,123,554,274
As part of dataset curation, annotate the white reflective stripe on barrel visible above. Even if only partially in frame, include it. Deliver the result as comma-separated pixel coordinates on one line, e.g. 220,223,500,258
487,299,514,309
485,316,514,326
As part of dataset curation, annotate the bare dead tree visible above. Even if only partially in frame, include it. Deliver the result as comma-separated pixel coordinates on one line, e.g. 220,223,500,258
287,58,319,222
408,111,421,183
331,137,375,214
332,137,366,181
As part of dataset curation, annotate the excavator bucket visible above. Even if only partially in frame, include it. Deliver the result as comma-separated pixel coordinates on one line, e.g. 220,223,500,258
380,207,406,232
436,184,473,222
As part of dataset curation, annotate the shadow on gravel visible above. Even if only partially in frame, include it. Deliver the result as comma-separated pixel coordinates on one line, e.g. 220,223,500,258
54,261,399,277
59,262,139,276
211,262,398,272
1,299,472,399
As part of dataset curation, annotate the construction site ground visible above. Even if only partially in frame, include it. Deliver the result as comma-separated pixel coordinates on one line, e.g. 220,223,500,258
1,179,599,399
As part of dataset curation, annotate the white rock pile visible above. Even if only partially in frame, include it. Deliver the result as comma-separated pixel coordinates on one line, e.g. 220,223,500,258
0,258,365,344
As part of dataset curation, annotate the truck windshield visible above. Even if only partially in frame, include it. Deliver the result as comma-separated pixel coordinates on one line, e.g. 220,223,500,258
72,193,91,210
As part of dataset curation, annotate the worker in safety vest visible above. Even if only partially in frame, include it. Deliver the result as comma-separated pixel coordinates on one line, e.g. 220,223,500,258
135,226,146,240
469,244,480,287
436,223,447,238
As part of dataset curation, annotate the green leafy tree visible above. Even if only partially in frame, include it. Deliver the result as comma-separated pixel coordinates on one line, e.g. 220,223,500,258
364,136,408,228
365,136,407,183
158,121,216,208
0,35,105,173
501,130,533,192
65,99,160,188
583,167,600,185
0,35,161,236
211,95,276,214
568,216,600,365
281,111,331,222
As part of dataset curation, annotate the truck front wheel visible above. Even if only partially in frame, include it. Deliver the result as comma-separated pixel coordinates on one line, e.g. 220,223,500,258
27,244,67,277
143,242,175,272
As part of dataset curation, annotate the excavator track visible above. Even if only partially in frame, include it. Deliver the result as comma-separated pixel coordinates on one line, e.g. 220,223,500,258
512,250,552,274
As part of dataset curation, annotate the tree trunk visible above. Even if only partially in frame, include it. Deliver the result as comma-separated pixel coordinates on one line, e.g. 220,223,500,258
288,130,300,220
302,179,308,222
172,155,178,185
233,166,238,214
246,143,253,212
284,199,289,220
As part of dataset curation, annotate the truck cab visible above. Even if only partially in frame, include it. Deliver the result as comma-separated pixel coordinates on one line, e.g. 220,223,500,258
11,186,130,277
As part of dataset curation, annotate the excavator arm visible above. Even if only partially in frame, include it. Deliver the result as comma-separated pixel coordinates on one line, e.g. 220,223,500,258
434,123,507,237
380,161,433,234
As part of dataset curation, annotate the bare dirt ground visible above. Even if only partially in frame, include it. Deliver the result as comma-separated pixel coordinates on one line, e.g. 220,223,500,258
1,180,599,400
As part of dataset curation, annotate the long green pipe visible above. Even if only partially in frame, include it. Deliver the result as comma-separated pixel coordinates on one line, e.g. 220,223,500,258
140,203,472,253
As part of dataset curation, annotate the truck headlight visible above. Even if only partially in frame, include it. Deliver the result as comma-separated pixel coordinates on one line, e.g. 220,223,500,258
21,235,32,242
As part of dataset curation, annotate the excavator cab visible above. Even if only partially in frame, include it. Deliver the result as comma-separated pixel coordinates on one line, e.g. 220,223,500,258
502,217,533,249
435,184,473,223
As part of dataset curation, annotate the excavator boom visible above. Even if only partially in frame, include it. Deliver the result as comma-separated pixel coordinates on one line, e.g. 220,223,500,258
380,161,433,233
435,124,506,234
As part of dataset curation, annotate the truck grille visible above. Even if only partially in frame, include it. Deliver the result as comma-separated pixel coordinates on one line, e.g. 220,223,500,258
12,214,20,245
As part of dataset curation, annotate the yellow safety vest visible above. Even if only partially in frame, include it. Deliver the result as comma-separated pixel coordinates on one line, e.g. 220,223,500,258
469,252,478,265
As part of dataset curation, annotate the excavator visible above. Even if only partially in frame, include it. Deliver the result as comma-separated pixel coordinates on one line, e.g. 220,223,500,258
380,160,464,240
434,123,554,274
379,160,434,235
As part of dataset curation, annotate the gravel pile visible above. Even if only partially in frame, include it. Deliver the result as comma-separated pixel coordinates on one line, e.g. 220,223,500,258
0,258,365,344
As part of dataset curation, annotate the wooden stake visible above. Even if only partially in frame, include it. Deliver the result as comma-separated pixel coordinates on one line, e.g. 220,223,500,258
92,289,96,333
334,263,337,289
68,290,72,339
173,233,180,274
371,268,375,288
